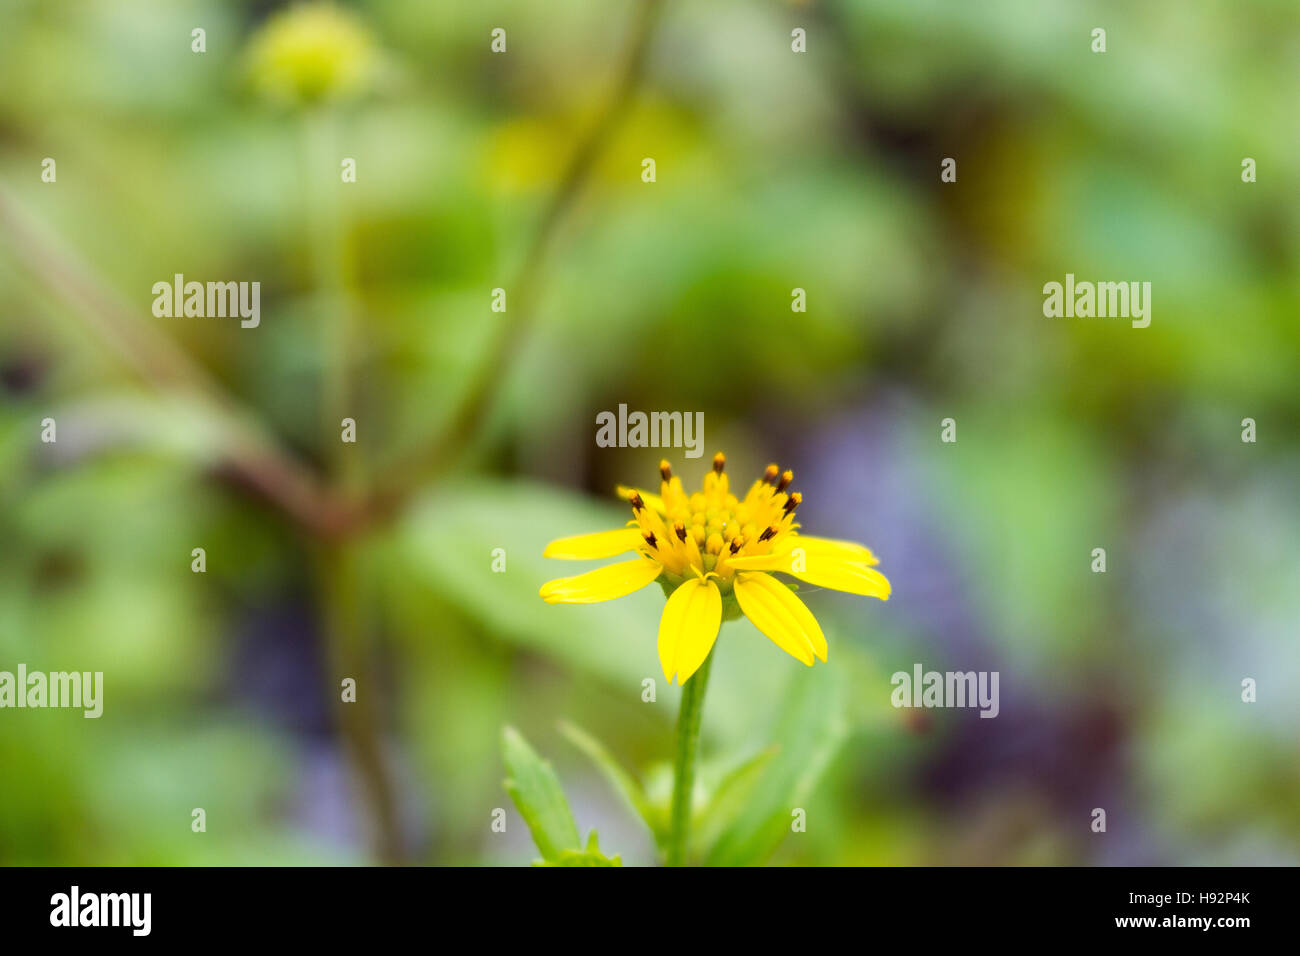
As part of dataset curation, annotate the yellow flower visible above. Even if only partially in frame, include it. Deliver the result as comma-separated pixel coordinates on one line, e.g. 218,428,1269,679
540,454,890,684
246,3,377,107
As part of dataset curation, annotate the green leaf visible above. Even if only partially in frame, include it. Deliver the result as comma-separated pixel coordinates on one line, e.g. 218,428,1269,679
501,726,581,862
691,745,780,855
559,720,663,845
538,830,622,867
397,481,665,687
704,665,848,866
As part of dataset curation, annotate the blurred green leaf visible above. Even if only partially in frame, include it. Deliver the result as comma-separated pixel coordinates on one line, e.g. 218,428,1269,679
693,745,780,856
705,666,848,866
501,725,581,863
559,719,662,846
398,480,665,687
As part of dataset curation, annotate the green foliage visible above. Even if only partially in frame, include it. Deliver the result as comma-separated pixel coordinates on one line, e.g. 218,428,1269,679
545,667,847,866
502,726,582,862
691,746,779,856
502,726,621,866
400,481,664,685
539,831,622,868
704,665,849,866
559,720,662,846
3,0,1299,868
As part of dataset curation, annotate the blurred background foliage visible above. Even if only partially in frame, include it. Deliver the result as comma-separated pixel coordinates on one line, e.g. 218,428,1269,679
1,0,1298,865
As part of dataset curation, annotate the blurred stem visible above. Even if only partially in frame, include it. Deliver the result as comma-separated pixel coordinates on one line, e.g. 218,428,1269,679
367,0,667,517
301,108,401,862
667,647,713,867
0,187,356,536
317,541,403,864
301,108,358,490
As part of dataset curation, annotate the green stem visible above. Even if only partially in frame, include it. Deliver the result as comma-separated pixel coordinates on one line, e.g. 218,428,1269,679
667,648,714,866
317,540,403,864
365,0,666,518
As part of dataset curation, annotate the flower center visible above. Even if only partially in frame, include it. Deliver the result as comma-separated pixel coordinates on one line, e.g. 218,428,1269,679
631,454,801,588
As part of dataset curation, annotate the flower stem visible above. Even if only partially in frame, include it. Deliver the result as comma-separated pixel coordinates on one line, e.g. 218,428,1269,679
667,648,714,867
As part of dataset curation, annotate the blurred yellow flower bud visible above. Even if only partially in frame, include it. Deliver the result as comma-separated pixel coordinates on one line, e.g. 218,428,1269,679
246,3,377,107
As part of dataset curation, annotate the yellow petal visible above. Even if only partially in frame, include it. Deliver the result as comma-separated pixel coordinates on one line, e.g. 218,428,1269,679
734,571,826,665
543,528,645,560
727,538,880,573
724,552,792,572
539,557,662,604
792,562,891,599
790,535,880,566
657,577,721,684
616,485,666,514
